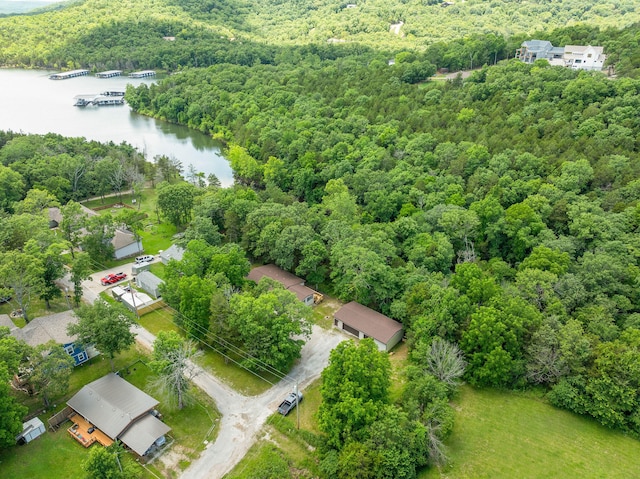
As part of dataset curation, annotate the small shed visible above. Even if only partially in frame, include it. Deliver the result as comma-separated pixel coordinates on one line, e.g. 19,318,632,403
135,271,164,299
334,301,404,352
111,285,129,301
160,244,185,265
16,417,46,444
132,261,152,276
121,291,154,312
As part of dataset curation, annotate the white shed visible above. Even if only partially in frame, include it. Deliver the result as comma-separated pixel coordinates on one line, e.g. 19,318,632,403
16,417,46,444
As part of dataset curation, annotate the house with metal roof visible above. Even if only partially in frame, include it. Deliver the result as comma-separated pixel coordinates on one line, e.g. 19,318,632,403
135,271,164,298
160,244,185,264
515,40,565,64
246,264,319,306
67,373,170,457
333,301,404,352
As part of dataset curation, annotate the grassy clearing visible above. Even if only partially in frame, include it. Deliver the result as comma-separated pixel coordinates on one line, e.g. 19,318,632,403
139,222,176,255
195,348,276,396
149,261,166,279
82,188,176,256
1,344,220,479
311,296,342,330
421,385,640,479
138,308,180,336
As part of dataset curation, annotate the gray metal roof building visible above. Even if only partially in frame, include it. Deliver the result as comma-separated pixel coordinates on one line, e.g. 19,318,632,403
135,271,164,298
67,373,170,456
160,244,185,264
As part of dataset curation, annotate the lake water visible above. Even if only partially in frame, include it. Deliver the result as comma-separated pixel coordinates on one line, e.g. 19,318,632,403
0,69,233,186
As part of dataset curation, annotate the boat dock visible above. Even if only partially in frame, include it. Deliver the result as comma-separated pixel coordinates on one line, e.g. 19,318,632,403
74,94,125,107
129,70,156,78
101,91,125,97
96,70,122,78
49,69,90,80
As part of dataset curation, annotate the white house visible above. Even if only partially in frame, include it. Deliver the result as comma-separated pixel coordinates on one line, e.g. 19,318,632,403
516,40,607,71
564,45,607,71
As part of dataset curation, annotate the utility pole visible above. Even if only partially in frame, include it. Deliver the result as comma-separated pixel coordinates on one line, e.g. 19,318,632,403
129,281,139,320
295,381,300,430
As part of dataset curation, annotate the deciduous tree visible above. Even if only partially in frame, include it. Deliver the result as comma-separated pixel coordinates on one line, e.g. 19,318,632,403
150,331,202,410
68,301,136,371
318,339,391,448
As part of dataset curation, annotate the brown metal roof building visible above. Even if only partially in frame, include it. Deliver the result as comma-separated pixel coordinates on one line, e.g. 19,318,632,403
247,264,317,306
333,301,404,352
67,373,170,457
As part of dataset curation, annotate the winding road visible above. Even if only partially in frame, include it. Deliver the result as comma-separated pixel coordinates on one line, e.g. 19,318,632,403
59,262,345,478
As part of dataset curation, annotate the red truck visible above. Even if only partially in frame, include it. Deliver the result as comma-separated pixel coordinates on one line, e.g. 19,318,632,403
100,272,127,286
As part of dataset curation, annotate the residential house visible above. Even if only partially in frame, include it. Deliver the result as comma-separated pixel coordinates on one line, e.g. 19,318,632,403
66,373,170,458
11,311,98,366
515,40,565,64
160,244,185,265
246,264,319,306
48,205,143,260
516,40,607,71
333,301,404,352
564,45,607,71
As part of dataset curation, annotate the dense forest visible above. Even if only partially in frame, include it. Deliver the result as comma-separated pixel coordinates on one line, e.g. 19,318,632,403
2,0,640,476
124,52,640,436
2,0,640,76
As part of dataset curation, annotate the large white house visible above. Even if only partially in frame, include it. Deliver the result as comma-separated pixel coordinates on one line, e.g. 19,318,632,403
516,40,607,71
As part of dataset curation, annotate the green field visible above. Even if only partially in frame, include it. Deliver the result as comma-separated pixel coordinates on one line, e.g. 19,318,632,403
225,380,640,479
422,386,640,479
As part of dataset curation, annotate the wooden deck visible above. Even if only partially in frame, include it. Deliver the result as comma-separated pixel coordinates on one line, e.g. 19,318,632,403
68,413,114,448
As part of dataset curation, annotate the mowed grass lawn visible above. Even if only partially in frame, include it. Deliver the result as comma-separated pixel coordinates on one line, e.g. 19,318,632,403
422,385,640,479
0,344,219,479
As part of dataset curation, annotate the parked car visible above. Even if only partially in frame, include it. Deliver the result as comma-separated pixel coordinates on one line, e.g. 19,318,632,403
135,255,154,264
100,272,127,286
278,391,303,416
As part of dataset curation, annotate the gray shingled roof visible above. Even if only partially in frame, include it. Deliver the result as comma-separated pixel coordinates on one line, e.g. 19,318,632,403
13,311,77,347
67,373,159,439
334,301,403,344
